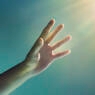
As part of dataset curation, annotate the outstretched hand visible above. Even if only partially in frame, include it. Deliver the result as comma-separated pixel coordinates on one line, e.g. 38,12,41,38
0,19,71,95
26,19,72,73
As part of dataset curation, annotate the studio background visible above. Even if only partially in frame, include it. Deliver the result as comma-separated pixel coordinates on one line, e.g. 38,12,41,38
0,0,95,95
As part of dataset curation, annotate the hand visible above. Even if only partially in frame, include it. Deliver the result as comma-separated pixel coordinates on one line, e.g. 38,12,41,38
26,19,72,73
0,19,71,95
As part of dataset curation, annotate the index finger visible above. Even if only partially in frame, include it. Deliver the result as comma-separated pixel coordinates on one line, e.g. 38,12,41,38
40,19,55,40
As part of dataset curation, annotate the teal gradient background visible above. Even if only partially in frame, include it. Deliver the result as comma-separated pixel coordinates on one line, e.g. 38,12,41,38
0,0,95,95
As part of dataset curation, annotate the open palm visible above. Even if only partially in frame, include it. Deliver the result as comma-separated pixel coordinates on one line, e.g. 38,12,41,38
26,19,72,73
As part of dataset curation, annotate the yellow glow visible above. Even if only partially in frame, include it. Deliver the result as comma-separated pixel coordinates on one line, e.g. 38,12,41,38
52,0,95,53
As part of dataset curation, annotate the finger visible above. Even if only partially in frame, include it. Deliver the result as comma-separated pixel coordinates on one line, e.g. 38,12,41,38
45,24,64,43
32,38,44,55
27,38,44,58
52,50,71,59
40,19,55,40
51,35,72,50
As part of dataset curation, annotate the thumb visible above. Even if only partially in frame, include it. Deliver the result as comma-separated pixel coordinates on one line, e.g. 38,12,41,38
27,37,44,59
34,37,44,55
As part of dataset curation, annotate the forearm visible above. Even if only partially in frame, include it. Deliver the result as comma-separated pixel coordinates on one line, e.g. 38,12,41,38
0,60,36,95
0,19,71,95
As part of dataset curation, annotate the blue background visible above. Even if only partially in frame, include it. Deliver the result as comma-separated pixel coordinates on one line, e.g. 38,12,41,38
0,0,95,95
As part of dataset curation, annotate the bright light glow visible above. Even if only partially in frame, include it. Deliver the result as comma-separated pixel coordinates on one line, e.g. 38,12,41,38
52,0,95,54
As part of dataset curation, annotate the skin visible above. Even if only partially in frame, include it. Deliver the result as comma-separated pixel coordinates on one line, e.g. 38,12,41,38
0,19,72,95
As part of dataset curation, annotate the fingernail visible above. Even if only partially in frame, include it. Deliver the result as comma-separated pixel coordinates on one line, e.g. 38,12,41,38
65,50,71,55
67,35,72,40
59,24,64,29
49,19,55,25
